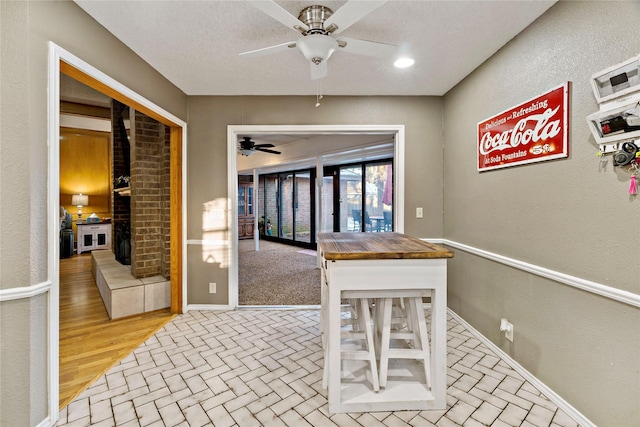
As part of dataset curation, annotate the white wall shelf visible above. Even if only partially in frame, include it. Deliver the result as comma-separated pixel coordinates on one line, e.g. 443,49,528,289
114,186,131,196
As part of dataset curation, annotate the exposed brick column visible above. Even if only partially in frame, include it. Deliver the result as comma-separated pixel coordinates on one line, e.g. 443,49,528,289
161,125,171,279
129,109,170,279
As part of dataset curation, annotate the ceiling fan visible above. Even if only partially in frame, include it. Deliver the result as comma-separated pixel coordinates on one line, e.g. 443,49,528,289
240,0,396,80
239,137,282,156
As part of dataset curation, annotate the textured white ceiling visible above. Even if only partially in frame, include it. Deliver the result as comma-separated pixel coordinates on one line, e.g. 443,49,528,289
74,0,556,96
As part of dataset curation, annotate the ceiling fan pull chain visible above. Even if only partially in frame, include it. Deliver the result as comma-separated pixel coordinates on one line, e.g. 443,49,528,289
316,80,323,108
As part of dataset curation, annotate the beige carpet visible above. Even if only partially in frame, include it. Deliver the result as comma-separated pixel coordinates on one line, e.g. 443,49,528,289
238,239,321,306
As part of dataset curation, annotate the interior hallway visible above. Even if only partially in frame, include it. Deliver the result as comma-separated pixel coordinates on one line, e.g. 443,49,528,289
56,307,582,426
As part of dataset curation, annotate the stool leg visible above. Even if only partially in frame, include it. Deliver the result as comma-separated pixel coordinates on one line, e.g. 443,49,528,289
409,297,432,388
322,345,329,389
374,299,383,359
378,298,393,388
321,299,329,389
390,297,407,332
320,270,326,334
358,298,380,392
320,270,328,389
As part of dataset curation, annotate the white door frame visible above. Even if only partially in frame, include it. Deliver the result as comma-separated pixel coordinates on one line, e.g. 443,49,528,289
227,124,405,308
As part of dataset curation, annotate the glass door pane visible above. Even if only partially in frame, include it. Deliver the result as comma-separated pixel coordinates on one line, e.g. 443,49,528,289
365,162,393,232
295,172,311,243
339,166,362,232
279,173,294,240
262,175,278,236
238,186,246,216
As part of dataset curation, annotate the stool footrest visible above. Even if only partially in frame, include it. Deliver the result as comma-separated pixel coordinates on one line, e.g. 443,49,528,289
386,349,426,359
341,350,377,360
387,332,415,340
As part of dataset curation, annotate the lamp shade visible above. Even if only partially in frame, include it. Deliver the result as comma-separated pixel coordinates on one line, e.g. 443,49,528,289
71,193,89,206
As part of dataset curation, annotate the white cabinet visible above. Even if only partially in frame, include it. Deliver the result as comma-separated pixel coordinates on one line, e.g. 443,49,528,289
77,223,111,254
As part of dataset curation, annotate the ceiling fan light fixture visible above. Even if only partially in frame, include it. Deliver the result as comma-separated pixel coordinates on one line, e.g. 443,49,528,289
239,148,254,156
297,34,338,63
244,1,394,81
394,57,415,68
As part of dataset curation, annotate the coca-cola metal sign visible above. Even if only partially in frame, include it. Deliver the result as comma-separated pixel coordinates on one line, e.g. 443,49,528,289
478,83,569,171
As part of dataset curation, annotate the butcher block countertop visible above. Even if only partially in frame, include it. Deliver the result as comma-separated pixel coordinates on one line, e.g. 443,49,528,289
318,232,454,261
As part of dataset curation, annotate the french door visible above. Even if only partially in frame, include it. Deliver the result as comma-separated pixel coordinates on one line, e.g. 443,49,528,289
326,160,393,233
259,169,315,247
258,160,392,244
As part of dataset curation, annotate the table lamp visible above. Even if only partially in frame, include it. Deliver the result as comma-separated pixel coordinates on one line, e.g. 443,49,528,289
71,193,89,220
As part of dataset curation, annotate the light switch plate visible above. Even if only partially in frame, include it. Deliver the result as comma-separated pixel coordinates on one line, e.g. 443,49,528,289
416,207,423,218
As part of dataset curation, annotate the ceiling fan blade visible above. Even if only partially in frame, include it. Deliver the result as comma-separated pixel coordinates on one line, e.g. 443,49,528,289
310,60,328,80
336,36,396,58
324,0,386,35
254,143,276,148
255,147,281,155
239,41,296,57
249,1,308,34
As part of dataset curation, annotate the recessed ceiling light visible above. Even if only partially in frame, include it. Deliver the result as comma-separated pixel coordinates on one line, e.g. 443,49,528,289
394,57,415,69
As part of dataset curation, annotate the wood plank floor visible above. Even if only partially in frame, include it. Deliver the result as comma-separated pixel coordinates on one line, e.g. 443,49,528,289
59,254,175,409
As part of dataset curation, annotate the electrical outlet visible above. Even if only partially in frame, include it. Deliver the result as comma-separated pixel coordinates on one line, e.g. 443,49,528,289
209,282,216,294
505,322,514,342
416,207,423,218
500,318,514,342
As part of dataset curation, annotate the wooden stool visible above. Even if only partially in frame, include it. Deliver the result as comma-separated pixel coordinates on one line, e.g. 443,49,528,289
375,291,431,389
322,296,380,392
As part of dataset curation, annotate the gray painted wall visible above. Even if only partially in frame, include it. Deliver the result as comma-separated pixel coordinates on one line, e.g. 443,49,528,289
2,0,639,425
0,1,186,425
186,96,444,304
443,1,640,425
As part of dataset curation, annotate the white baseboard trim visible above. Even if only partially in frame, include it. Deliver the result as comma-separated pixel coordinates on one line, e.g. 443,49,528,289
447,308,595,427
0,280,51,302
238,305,321,310
186,303,234,311
428,238,640,308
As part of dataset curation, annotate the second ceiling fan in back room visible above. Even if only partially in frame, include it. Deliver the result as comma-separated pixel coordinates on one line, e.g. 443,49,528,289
239,137,281,156
239,0,397,80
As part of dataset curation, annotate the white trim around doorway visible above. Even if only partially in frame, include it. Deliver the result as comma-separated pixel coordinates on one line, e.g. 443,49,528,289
227,124,405,309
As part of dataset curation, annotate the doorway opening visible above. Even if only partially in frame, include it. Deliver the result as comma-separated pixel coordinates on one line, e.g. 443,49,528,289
48,43,186,421
228,125,405,308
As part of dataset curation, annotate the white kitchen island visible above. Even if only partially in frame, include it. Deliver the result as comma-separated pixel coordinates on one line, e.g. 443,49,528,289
318,232,454,414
